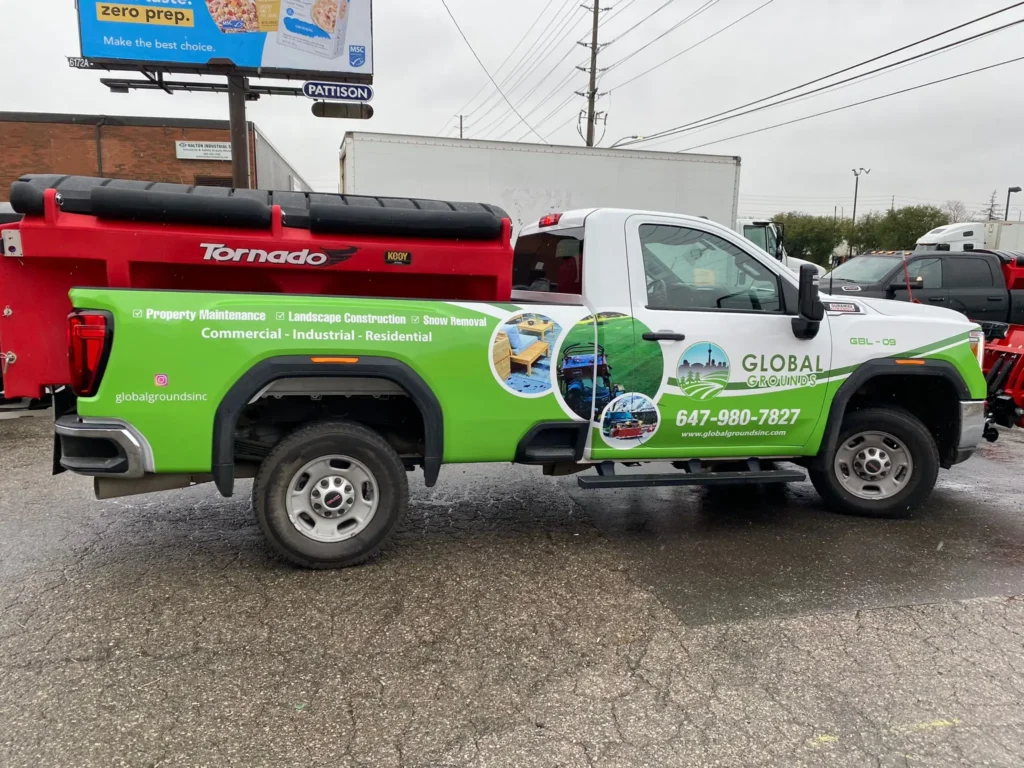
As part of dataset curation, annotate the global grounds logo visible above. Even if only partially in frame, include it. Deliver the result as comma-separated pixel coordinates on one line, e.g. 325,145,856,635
677,342,730,400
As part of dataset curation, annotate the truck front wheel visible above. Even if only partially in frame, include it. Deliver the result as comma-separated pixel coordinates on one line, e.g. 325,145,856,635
253,421,409,569
810,407,939,519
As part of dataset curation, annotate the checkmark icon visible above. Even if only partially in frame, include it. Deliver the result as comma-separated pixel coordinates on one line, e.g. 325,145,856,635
277,312,285,320
133,309,143,318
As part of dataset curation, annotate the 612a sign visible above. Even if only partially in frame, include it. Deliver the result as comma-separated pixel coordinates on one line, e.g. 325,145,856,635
302,82,374,102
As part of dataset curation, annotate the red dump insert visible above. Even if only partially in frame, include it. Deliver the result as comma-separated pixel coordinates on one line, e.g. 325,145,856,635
0,175,514,398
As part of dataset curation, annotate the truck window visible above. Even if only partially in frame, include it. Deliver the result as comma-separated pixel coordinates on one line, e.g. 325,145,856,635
639,224,782,313
946,258,994,288
906,258,942,289
742,225,767,250
512,228,584,295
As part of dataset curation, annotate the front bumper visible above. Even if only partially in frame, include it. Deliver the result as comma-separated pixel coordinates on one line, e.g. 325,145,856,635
953,400,986,464
55,415,151,479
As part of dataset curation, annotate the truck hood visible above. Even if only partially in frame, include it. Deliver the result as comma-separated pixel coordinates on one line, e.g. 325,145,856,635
854,295,976,324
820,277,877,293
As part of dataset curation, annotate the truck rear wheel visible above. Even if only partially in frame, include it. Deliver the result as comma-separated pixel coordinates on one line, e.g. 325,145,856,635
810,407,939,519
253,421,408,569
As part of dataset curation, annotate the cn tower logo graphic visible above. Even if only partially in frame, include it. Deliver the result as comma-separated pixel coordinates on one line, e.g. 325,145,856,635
677,342,730,400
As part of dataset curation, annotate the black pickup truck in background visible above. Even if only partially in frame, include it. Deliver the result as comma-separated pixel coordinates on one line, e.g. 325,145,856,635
823,249,1024,324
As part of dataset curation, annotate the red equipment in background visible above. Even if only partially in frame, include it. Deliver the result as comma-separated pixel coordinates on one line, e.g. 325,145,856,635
980,252,1024,431
982,324,1024,430
0,175,514,399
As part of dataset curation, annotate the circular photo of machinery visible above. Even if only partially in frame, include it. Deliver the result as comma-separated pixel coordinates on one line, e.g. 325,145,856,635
491,312,563,396
599,392,660,449
557,340,625,420
556,312,662,420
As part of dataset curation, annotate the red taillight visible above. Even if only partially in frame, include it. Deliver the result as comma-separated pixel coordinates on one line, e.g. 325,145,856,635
538,213,563,227
67,311,112,397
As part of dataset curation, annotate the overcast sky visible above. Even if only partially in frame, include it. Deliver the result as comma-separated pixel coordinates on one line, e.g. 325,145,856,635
3,0,1023,218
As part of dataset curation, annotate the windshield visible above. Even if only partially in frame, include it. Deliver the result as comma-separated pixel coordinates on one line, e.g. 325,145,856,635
826,255,900,283
743,225,768,251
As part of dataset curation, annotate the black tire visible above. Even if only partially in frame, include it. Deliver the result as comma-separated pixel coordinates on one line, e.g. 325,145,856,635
809,407,939,519
253,421,408,569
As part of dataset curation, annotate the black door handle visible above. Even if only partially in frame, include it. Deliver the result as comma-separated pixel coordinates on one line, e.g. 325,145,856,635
642,331,686,342
987,296,1003,301
927,296,946,303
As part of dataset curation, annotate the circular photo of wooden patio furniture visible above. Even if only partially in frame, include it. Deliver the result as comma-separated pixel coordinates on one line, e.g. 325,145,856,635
599,392,661,449
491,312,563,396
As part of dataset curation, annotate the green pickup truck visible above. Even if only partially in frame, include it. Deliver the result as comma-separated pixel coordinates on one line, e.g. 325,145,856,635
0,179,989,568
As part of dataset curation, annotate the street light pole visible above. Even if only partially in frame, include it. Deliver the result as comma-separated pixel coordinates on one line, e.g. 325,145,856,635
850,167,870,257
1005,185,1021,221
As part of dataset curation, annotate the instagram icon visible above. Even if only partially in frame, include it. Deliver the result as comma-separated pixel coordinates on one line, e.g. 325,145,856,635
154,374,169,387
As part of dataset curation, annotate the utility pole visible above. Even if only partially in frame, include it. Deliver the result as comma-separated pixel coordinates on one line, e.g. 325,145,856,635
890,194,895,212
584,1,601,146
227,75,251,189
459,115,464,139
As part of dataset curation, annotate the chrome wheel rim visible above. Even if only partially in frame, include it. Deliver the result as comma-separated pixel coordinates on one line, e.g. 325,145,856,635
834,430,913,501
285,455,379,543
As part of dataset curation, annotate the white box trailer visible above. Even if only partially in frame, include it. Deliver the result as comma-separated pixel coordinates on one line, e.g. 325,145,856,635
338,132,741,236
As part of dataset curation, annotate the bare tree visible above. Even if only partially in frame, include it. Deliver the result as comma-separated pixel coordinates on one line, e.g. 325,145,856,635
943,200,970,223
980,190,1002,221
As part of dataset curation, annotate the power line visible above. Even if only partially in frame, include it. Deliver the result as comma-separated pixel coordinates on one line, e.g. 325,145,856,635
603,0,722,71
618,0,1024,146
543,108,586,140
495,62,587,140
672,54,1024,153
599,0,641,26
606,0,776,93
604,0,679,45
492,0,583,98
437,0,548,143
522,91,580,137
635,15,1024,151
463,0,578,123
439,0,563,132
470,6,589,135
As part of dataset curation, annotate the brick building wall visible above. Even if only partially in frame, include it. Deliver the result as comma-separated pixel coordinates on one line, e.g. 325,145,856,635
0,113,258,200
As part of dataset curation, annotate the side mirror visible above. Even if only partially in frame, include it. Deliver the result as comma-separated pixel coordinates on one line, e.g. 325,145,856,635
792,263,824,340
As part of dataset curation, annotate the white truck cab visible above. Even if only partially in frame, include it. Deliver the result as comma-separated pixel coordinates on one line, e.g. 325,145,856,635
513,208,985,519
737,218,826,277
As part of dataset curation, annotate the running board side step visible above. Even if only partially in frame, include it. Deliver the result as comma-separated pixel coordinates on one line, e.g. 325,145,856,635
577,468,805,489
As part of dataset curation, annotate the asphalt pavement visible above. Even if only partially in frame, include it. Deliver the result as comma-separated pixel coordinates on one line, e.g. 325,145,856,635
1,412,1023,767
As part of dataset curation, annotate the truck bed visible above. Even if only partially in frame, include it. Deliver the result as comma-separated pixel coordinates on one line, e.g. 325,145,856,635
0,175,514,398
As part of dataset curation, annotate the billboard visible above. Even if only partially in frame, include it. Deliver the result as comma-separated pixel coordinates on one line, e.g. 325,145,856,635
76,0,373,80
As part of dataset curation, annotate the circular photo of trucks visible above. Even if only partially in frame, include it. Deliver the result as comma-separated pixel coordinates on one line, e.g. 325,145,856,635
556,312,663,420
599,393,660,449
491,312,563,396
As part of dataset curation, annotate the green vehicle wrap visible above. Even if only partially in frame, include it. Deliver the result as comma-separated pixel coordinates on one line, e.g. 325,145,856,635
71,288,985,475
